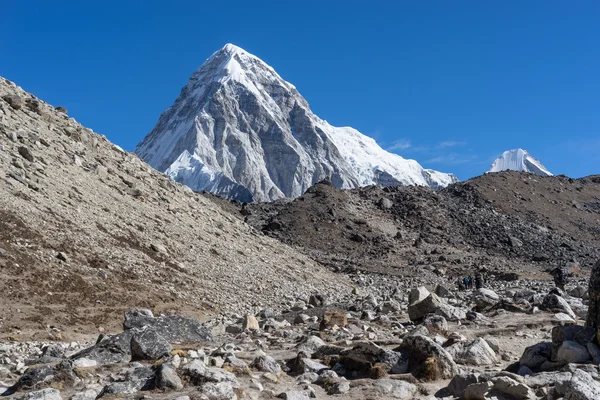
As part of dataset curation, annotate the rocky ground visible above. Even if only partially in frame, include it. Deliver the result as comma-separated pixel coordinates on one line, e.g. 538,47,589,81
1,273,598,399
212,175,600,279
2,76,600,400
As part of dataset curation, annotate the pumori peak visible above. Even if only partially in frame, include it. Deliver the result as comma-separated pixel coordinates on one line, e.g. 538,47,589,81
135,44,458,202
488,149,552,176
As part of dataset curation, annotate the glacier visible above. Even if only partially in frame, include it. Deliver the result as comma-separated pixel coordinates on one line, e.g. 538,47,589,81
136,44,458,202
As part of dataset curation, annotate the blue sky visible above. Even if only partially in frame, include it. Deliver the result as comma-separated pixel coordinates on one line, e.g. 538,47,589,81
2,1,598,180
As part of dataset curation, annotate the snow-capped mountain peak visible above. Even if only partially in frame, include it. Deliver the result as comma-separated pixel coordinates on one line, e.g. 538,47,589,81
488,149,552,176
135,44,458,202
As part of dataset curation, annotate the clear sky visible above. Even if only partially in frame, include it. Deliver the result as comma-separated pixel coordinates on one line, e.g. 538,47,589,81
2,1,598,180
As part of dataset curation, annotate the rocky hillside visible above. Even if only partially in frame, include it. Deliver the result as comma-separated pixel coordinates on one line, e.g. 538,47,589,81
0,77,352,341
210,172,600,280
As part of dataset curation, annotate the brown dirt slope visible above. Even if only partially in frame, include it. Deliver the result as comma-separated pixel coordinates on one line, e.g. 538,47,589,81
0,77,351,341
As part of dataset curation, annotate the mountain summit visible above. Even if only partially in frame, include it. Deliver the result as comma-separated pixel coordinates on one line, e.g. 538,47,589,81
488,149,552,176
135,44,457,202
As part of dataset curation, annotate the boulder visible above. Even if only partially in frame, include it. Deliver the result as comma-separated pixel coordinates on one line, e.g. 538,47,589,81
3,95,23,110
397,335,458,381
339,341,408,376
524,371,572,392
476,288,500,301
408,286,430,305
156,364,183,390
369,379,418,399
184,360,237,385
297,358,329,374
320,311,347,330
570,286,589,300
435,303,467,321
251,355,281,375
447,373,480,398
124,309,155,329
435,284,452,298
564,369,600,400
551,325,596,362
97,380,147,398
308,294,329,307
464,381,493,399
422,314,448,334
490,376,536,399
131,329,172,360
11,361,74,393
18,146,35,162
201,381,238,399
242,314,259,331
556,341,591,364
447,338,498,366
71,331,134,365
408,293,442,321
295,335,326,357
519,342,552,370
542,294,576,319
323,378,350,395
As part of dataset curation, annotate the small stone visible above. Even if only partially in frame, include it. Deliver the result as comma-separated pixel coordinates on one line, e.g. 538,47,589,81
325,379,350,395
320,311,347,330
56,252,68,262
243,314,259,331
3,95,23,110
55,106,68,114
18,146,34,162
150,243,167,253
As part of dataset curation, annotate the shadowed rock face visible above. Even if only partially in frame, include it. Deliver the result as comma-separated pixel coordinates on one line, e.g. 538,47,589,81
586,260,600,329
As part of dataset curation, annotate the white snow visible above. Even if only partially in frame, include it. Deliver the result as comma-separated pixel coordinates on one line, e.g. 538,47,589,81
136,44,458,201
488,149,552,176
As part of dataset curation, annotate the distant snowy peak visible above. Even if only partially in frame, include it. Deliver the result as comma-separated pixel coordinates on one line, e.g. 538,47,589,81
135,43,458,202
488,149,552,176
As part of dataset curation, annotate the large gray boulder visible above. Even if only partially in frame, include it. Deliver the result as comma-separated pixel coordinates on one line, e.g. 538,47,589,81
565,369,600,400
156,364,183,390
408,293,442,321
524,371,572,394
9,361,74,394
131,329,172,360
489,375,536,399
447,373,480,398
184,360,237,386
408,286,430,305
70,331,134,365
557,341,591,364
447,338,498,366
71,310,211,366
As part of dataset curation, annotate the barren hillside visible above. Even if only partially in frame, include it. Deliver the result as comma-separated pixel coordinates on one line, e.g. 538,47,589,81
0,77,352,341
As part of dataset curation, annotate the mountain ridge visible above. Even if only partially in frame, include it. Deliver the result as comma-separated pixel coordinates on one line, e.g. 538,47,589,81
135,44,457,202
